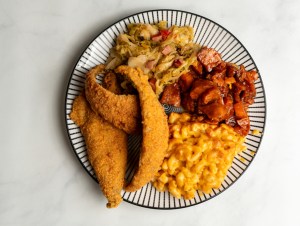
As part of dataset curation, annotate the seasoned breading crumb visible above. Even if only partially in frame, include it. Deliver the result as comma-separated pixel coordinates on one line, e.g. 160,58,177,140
85,64,141,134
116,66,169,192
70,93,127,208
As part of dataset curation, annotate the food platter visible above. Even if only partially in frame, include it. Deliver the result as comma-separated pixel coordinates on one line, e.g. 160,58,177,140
65,9,266,209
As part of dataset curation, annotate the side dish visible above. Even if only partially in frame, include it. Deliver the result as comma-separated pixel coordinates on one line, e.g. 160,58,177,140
153,112,246,199
106,21,200,96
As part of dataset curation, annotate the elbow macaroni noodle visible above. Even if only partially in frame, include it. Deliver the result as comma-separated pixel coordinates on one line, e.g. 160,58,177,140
153,112,246,199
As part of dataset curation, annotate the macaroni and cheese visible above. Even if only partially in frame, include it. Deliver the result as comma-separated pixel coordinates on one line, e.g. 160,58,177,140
153,112,246,199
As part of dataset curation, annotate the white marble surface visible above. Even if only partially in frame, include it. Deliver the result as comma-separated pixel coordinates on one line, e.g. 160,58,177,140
1,0,300,225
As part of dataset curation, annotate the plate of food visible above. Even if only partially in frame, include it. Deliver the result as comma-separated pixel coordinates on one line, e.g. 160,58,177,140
65,9,266,209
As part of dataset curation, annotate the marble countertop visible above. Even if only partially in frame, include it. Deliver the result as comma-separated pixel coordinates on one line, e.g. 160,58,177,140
1,0,300,225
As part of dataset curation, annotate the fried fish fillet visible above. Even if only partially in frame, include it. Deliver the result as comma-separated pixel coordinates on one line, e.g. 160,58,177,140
115,66,169,192
85,64,141,134
70,92,127,208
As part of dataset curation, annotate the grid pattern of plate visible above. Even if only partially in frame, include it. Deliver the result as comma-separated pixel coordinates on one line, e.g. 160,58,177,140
65,10,266,209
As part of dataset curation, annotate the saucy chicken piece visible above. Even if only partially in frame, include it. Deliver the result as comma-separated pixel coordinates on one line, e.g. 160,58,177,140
233,102,250,136
181,93,195,112
212,75,227,96
239,82,256,107
213,61,227,73
234,117,250,136
241,67,258,106
160,83,181,107
226,63,239,77
200,87,221,105
211,64,226,80
197,101,228,122
189,79,215,100
237,65,258,83
223,95,238,127
178,72,195,92
236,117,250,127
190,60,203,75
197,47,222,72
210,63,228,95
246,70,259,83
232,82,246,102
233,83,255,106
232,66,258,106
211,71,225,84
234,102,248,119
223,95,235,119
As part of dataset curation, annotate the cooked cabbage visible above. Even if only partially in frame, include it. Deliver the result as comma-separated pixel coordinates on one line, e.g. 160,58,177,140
106,21,200,96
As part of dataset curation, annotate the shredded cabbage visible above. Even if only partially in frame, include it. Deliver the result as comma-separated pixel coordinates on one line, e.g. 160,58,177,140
106,21,201,96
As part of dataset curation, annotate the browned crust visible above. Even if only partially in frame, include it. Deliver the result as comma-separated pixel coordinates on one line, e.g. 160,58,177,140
70,93,127,208
85,65,141,134
115,66,169,192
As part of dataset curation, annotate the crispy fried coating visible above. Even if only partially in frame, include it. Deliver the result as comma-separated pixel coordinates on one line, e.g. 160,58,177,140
102,71,122,95
115,66,169,192
70,92,127,208
85,64,141,134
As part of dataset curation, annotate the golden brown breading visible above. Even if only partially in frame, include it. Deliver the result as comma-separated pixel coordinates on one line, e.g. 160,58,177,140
70,92,127,208
115,66,169,192
85,64,141,134
69,93,90,127
102,71,122,95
